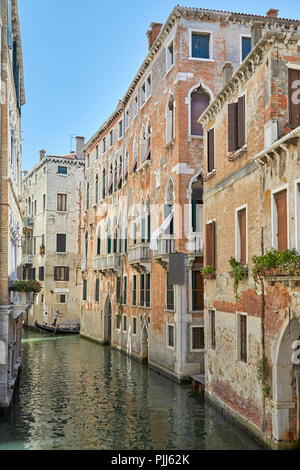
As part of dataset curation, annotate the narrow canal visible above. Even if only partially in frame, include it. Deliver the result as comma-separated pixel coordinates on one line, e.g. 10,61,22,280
0,329,263,450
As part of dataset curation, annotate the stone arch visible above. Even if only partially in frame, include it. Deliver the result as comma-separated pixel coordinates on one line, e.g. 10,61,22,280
103,295,112,345
272,315,300,441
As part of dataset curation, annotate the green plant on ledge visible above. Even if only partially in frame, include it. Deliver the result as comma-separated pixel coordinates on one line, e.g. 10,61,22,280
9,280,42,293
257,353,271,398
201,265,215,276
252,249,300,289
229,257,248,301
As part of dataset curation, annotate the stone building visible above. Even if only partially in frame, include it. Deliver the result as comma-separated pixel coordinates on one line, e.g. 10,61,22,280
0,0,26,408
200,26,300,448
79,6,290,382
21,138,85,327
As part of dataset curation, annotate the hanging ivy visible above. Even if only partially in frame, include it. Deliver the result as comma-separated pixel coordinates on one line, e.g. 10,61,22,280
229,257,248,301
257,354,271,398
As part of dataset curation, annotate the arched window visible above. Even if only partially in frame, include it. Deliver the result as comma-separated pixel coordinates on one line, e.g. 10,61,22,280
190,87,210,136
102,169,106,199
165,179,174,235
166,94,175,143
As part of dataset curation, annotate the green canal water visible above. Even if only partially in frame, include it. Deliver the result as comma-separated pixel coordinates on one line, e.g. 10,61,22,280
0,328,263,450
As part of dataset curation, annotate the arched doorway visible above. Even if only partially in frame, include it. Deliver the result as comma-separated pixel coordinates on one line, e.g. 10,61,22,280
103,295,112,345
273,316,300,443
141,325,148,364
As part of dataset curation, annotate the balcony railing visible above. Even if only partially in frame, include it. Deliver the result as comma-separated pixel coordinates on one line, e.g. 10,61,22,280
23,254,33,265
23,216,34,228
10,291,34,306
152,236,175,257
129,243,150,264
187,233,204,254
94,253,122,272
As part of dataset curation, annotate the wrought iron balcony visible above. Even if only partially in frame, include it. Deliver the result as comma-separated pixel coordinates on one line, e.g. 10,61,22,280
93,253,122,273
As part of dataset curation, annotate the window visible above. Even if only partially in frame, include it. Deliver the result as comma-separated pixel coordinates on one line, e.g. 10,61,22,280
166,41,174,70
273,189,288,251
192,271,204,311
57,193,67,212
191,327,205,350
146,74,152,100
39,266,44,281
60,294,66,304
141,83,146,106
167,324,174,348
116,277,121,304
236,207,247,264
125,110,129,129
87,154,90,168
166,95,175,143
96,145,99,160
83,279,87,301
191,88,210,136
95,175,99,205
102,169,106,199
97,226,101,256
207,128,215,173
241,36,251,62
43,194,46,212
288,69,300,128
140,274,150,307
54,266,69,281
133,317,137,335
34,200,37,216
119,120,123,139
166,272,174,310
95,278,100,302
209,309,216,349
191,32,210,59
237,313,247,363
58,166,67,175
110,130,114,147
123,315,127,332
205,221,216,270
228,95,246,152
132,275,137,306
56,234,66,253
123,276,127,305
86,183,89,210
43,166,46,175
103,137,106,154
134,95,138,117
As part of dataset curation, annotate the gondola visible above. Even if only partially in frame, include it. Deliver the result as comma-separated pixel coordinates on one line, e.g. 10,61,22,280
35,320,80,335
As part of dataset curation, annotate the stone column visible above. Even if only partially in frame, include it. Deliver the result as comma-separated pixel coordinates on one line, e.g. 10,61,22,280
0,307,11,408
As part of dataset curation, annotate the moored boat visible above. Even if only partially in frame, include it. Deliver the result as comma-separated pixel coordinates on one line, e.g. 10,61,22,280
34,320,80,335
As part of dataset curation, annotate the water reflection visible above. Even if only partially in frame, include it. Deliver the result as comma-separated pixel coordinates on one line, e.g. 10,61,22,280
0,329,262,450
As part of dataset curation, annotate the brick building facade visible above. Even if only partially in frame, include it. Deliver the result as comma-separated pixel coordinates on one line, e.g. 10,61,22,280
200,28,300,448
79,6,293,383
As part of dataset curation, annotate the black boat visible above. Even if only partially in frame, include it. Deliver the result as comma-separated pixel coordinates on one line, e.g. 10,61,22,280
35,320,80,335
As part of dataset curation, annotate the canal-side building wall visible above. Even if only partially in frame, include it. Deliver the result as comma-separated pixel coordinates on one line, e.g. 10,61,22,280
21,140,85,327
79,6,293,382
0,0,27,408
200,30,300,448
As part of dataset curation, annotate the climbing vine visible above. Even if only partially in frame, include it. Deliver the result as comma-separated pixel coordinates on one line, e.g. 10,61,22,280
256,354,271,398
229,257,248,301
252,249,300,290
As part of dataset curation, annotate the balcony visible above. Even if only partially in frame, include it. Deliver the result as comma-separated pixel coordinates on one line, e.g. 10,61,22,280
93,253,122,274
129,243,151,272
10,290,34,319
23,254,33,265
81,259,87,272
186,233,204,254
23,216,34,228
152,236,175,269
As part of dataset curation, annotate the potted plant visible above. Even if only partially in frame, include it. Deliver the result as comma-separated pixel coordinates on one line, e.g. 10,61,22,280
9,280,42,305
252,249,300,289
201,265,215,279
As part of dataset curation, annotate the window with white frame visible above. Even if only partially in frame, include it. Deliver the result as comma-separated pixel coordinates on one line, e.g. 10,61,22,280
236,313,248,363
241,36,251,62
119,120,123,139
166,40,174,71
102,137,106,154
272,187,288,251
191,326,204,351
191,31,211,60
110,129,113,147
236,206,247,265
134,95,138,117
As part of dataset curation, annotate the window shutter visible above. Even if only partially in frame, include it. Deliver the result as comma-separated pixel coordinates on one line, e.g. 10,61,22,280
289,69,300,128
66,267,69,281
205,223,212,267
276,190,288,251
191,91,210,136
212,221,216,270
237,95,246,148
228,103,238,152
239,209,247,265
54,267,58,281
57,234,66,253
207,128,215,173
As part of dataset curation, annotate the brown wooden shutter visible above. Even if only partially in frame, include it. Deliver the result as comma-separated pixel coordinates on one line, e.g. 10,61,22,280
205,223,212,267
207,128,215,173
228,102,238,152
237,95,246,148
211,221,216,270
205,221,216,269
289,69,300,128
276,190,288,251
239,209,246,265
191,91,210,136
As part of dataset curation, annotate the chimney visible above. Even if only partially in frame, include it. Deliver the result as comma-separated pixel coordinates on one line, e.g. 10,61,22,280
146,22,163,50
223,62,233,86
266,9,279,19
76,136,85,160
251,21,264,48
39,149,46,161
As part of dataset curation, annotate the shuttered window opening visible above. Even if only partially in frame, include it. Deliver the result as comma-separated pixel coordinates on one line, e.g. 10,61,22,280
207,128,215,173
140,274,151,307
228,95,246,152
55,294,66,304
192,327,205,350
56,234,66,253
54,266,69,281
275,189,288,251
132,275,137,306
95,278,100,302
240,315,247,363
241,37,251,62
39,266,44,282
205,221,216,270
83,279,87,301
191,33,210,59
288,69,300,128
192,271,204,311
167,325,175,348
166,272,175,310
57,194,67,212
238,208,247,265
191,88,210,136
209,310,216,349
